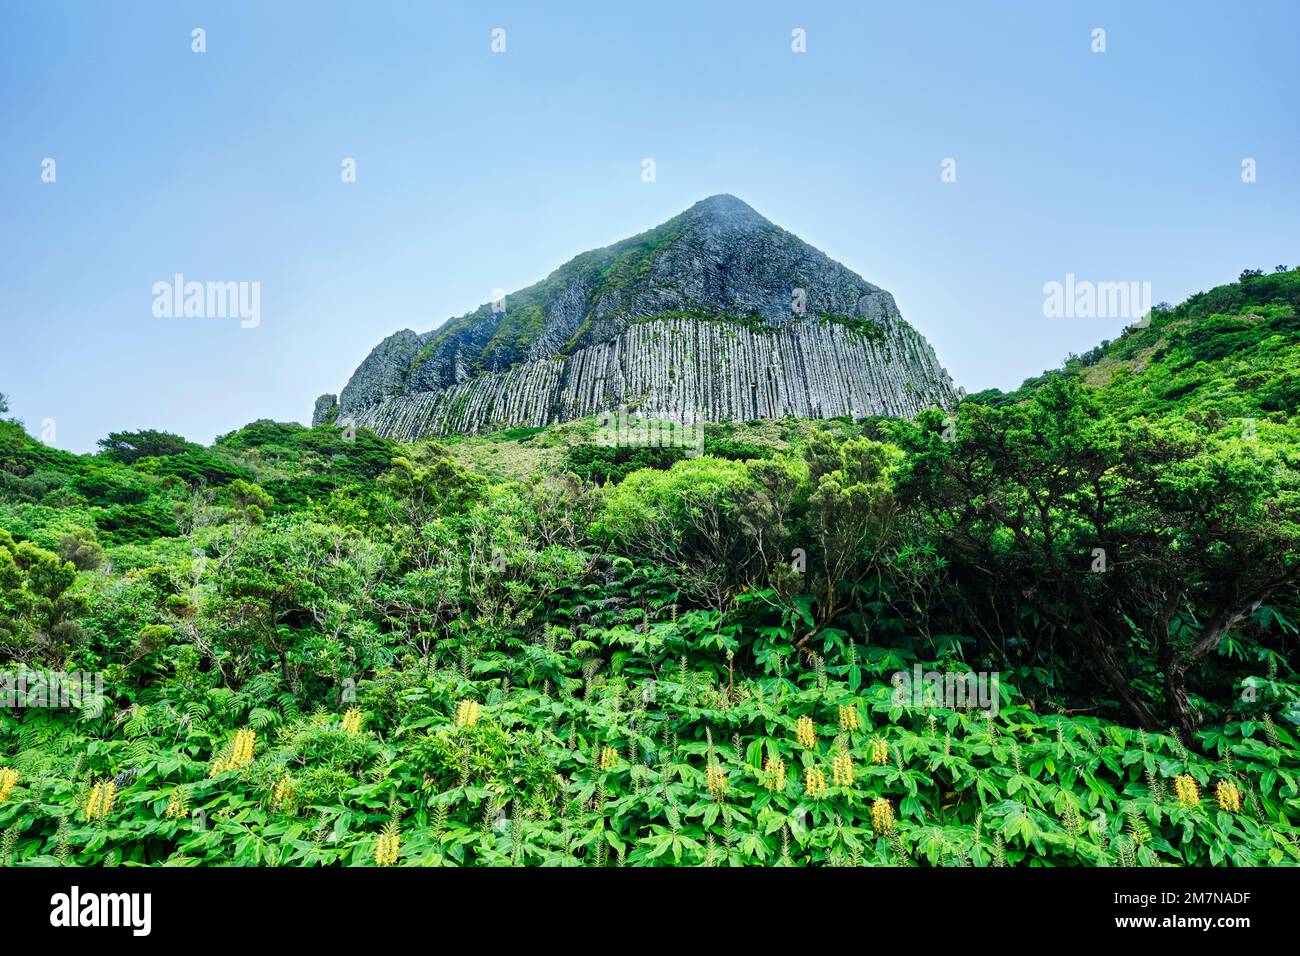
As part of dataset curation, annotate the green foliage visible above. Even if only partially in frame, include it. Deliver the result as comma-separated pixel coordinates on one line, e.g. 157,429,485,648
972,266,1300,420
561,442,687,484
1,644,1295,867
56,528,103,572
97,429,201,464
135,449,251,487
819,313,887,341
1,269,1298,866
0,528,83,661
215,420,398,514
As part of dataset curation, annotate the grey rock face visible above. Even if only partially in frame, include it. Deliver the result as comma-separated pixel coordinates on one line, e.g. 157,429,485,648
337,329,428,411
312,393,340,426
326,195,957,439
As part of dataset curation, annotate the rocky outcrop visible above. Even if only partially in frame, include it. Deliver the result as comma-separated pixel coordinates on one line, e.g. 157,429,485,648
321,195,958,438
312,393,340,426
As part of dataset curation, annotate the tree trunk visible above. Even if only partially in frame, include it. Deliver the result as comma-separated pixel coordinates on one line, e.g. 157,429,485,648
1060,579,1163,731
1164,658,1197,744
279,649,293,693
1077,626,1162,731
1163,589,1276,743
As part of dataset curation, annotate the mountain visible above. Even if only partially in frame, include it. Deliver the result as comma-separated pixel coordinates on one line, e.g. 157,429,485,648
313,195,959,439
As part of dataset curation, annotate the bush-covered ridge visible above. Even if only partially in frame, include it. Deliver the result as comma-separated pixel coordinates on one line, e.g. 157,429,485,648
0,268,1297,866
969,266,1300,419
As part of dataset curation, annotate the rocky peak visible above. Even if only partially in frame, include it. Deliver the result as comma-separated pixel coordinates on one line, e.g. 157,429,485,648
682,192,769,228
316,197,958,438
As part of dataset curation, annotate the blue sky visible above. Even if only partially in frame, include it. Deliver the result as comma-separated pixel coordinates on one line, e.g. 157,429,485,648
1,0,1296,452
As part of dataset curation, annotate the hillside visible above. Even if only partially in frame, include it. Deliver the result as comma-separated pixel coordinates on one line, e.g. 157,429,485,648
314,196,958,439
0,268,1297,867
970,267,1300,420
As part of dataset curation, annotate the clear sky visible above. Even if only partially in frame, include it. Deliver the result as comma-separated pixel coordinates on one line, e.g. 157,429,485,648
2,1,1296,452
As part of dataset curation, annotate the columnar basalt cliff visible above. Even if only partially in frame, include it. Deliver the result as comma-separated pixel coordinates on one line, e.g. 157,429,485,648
315,195,958,439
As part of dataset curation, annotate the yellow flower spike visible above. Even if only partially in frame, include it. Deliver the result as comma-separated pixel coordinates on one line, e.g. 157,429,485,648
1215,780,1241,813
100,780,117,818
0,767,18,803
234,729,257,768
871,797,895,835
83,782,101,821
164,789,189,820
706,764,728,800
210,727,258,776
1173,774,1200,809
763,756,787,792
454,700,480,727
598,746,619,771
83,781,109,822
804,766,827,798
341,707,363,735
869,737,890,765
208,746,231,777
795,716,817,749
271,773,296,812
838,705,860,733
374,822,401,866
831,753,855,788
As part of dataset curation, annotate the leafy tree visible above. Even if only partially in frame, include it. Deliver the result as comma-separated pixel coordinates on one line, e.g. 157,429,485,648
378,441,485,532
57,528,104,571
890,379,1299,740
224,479,273,524
97,429,200,463
797,433,898,649
0,528,84,660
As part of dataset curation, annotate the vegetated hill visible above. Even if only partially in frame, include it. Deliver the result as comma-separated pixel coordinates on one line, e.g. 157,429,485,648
314,195,958,439
0,418,397,555
0,268,1297,868
969,266,1300,421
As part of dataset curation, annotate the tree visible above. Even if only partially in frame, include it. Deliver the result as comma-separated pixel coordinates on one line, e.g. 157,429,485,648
57,528,104,571
224,479,273,524
97,429,200,463
207,517,330,690
597,455,759,611
378,442,484,533
890,380,1300,740
1121,419,1300,739
0,529,84,662
796,433,897,650
891,386,1164,729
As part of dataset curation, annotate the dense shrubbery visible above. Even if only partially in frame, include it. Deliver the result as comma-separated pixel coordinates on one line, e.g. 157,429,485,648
0,272,1297,866
562,442,687,484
